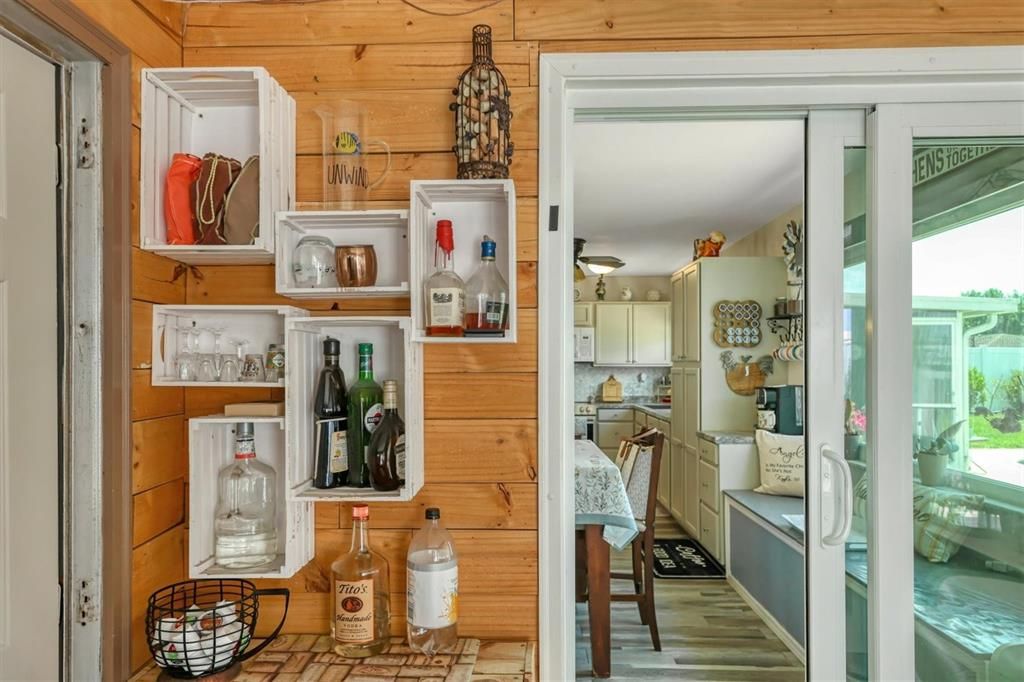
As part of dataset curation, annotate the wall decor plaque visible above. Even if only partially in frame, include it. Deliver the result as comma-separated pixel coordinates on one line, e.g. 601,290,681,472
712,299,763,347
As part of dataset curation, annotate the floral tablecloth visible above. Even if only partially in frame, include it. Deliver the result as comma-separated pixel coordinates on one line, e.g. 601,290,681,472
575,439,638,550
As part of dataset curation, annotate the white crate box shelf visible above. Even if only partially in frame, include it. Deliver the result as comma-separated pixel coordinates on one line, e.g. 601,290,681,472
286,316,423,502
410,179,517,343
141,67,296,264
151,305,302,387
275,210,410,299
188,416,313,579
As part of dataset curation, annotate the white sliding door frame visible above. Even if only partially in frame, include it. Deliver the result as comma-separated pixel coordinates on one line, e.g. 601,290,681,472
538,46,1024,682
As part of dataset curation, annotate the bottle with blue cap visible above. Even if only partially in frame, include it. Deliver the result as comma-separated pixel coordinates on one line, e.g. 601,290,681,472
465,234,509,334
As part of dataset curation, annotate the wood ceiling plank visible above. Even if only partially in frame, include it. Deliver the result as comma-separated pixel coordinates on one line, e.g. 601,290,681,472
183,0,513,47
183,41,531,91
516,0,1024,41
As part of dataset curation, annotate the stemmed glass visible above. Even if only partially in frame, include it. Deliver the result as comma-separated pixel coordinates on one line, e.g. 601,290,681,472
176,321,200,382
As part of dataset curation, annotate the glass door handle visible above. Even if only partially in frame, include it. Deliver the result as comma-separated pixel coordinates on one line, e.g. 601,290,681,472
821,445,853,546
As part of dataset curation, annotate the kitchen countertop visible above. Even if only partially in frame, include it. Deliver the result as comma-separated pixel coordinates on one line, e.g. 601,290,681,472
725,490,1024,660
698,430,756,445
588,397,672,420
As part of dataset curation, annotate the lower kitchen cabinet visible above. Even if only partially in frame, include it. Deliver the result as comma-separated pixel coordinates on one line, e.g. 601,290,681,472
699,502,721,560
669,438,685,522
683,446,699,537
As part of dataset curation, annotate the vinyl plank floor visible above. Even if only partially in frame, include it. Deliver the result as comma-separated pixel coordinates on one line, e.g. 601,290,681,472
575,506,806,681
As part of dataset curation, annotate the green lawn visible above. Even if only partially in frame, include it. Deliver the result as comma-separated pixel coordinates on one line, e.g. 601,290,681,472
969,414,1024,448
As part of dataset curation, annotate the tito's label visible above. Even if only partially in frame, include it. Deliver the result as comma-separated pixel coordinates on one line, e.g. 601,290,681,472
407,554,458,630
334,579,374,643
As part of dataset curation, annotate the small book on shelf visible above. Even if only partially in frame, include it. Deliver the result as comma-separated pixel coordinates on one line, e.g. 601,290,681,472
223,401,285,417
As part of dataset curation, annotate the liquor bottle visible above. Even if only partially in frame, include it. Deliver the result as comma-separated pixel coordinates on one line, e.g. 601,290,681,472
424,219,465,337
313,337,348,488
368,379,405,492
331,505,391,657
407,508,458,654
465,235,509,334
347,343,383,488
214,422,278,568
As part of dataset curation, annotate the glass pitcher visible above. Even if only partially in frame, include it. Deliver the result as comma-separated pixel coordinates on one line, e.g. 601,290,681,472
315,100,391,207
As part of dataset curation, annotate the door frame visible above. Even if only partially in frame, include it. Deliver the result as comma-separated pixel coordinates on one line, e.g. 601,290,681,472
1,1,131,679
538,45,1024,681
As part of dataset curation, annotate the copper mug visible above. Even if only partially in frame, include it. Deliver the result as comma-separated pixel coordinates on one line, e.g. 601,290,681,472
335,245,378,287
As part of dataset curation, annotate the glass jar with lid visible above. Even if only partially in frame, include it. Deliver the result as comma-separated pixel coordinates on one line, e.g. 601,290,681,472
293,235,337,288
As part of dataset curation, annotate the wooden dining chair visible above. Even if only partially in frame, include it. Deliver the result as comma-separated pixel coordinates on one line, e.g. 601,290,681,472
610,428,664,651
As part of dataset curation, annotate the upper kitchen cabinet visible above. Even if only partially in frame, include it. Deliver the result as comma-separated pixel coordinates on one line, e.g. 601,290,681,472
594,302,671,367
140,68,296,264
574,303,595,327
671,272,685,361
682,263,701,361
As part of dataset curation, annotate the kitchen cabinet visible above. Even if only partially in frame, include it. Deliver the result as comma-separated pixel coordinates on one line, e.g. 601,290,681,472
692,436,760,564
574,303,594,326
669,438,685,521
671,272,684,361
596,406,633,458
594,302,671,367
682,263,701,361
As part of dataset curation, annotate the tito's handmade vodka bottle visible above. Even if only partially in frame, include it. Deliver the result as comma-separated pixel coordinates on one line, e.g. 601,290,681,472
330,505,391,657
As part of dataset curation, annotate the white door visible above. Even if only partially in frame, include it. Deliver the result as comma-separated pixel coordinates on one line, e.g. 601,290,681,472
806,103,1024,681
0,36,61,680
632,303,670,365
594,303,631,365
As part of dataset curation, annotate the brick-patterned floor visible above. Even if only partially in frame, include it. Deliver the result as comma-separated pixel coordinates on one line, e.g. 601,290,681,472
131,636,536,682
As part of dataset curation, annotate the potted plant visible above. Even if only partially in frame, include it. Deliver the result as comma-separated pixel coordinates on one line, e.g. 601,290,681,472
913,420,965,486
844,400,866,461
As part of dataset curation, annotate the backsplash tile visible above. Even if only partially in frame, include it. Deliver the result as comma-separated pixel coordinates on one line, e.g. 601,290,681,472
574,363,671,402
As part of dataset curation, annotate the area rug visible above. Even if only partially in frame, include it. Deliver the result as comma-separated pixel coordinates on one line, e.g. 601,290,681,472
651,538,725,579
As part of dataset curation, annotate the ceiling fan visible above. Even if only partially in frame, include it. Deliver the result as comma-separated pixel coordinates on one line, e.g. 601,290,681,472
574,238,625,281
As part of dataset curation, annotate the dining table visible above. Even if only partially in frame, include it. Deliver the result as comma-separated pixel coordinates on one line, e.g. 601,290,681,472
574,439,639,678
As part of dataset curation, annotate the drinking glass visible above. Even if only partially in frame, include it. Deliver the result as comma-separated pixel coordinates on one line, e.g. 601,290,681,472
197,354,219,382
241,354,265,383
219,354,240,383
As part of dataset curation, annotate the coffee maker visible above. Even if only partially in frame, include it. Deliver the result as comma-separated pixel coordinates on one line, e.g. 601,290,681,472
755,385,804,435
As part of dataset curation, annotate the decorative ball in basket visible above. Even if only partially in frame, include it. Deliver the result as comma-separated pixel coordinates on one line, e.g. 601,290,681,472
146,579,289,679
451,24,513,179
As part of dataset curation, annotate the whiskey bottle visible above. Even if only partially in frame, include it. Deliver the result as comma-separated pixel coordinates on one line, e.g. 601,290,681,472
313,337,348,488
424,219,465,337
346,343,383,488
331,505,390,657
368,380,405,492
464,235,509,334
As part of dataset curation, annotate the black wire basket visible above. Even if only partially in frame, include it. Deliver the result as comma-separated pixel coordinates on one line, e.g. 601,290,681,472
146,579,289,679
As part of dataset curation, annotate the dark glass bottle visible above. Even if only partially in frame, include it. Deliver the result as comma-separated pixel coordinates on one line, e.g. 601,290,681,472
313,337,348,488
347,343,383,488
369,380,405,492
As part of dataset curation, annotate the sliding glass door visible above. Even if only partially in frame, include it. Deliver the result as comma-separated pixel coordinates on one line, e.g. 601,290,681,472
808,102,1024,681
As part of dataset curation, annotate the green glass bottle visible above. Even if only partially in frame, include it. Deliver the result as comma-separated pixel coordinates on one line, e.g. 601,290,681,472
347,342,384,487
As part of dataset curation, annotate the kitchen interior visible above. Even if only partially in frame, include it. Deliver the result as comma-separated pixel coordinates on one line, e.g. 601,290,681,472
572,118,810,679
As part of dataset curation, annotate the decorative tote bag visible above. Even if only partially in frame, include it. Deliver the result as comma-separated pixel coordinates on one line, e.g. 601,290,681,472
163,153,202,245
191,153,241,245
222,156,260,245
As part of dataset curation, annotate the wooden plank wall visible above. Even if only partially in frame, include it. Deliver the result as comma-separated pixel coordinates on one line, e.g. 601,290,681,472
65,0,1021,675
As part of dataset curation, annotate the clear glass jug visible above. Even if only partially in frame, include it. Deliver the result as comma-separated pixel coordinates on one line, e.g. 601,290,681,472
315,100,391,207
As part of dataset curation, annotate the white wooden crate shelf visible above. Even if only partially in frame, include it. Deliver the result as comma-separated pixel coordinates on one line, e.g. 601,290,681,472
151,305,301,387
141,67,295,265
285,316,423,503
410,179,517,344
275,210,410,299
188,416,313,579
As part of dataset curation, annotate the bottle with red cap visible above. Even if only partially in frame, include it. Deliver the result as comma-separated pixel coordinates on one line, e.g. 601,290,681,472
424,219,465,337
330,504,391,657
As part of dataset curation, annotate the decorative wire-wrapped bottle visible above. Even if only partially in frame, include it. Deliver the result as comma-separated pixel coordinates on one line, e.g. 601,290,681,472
450,24,513,179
